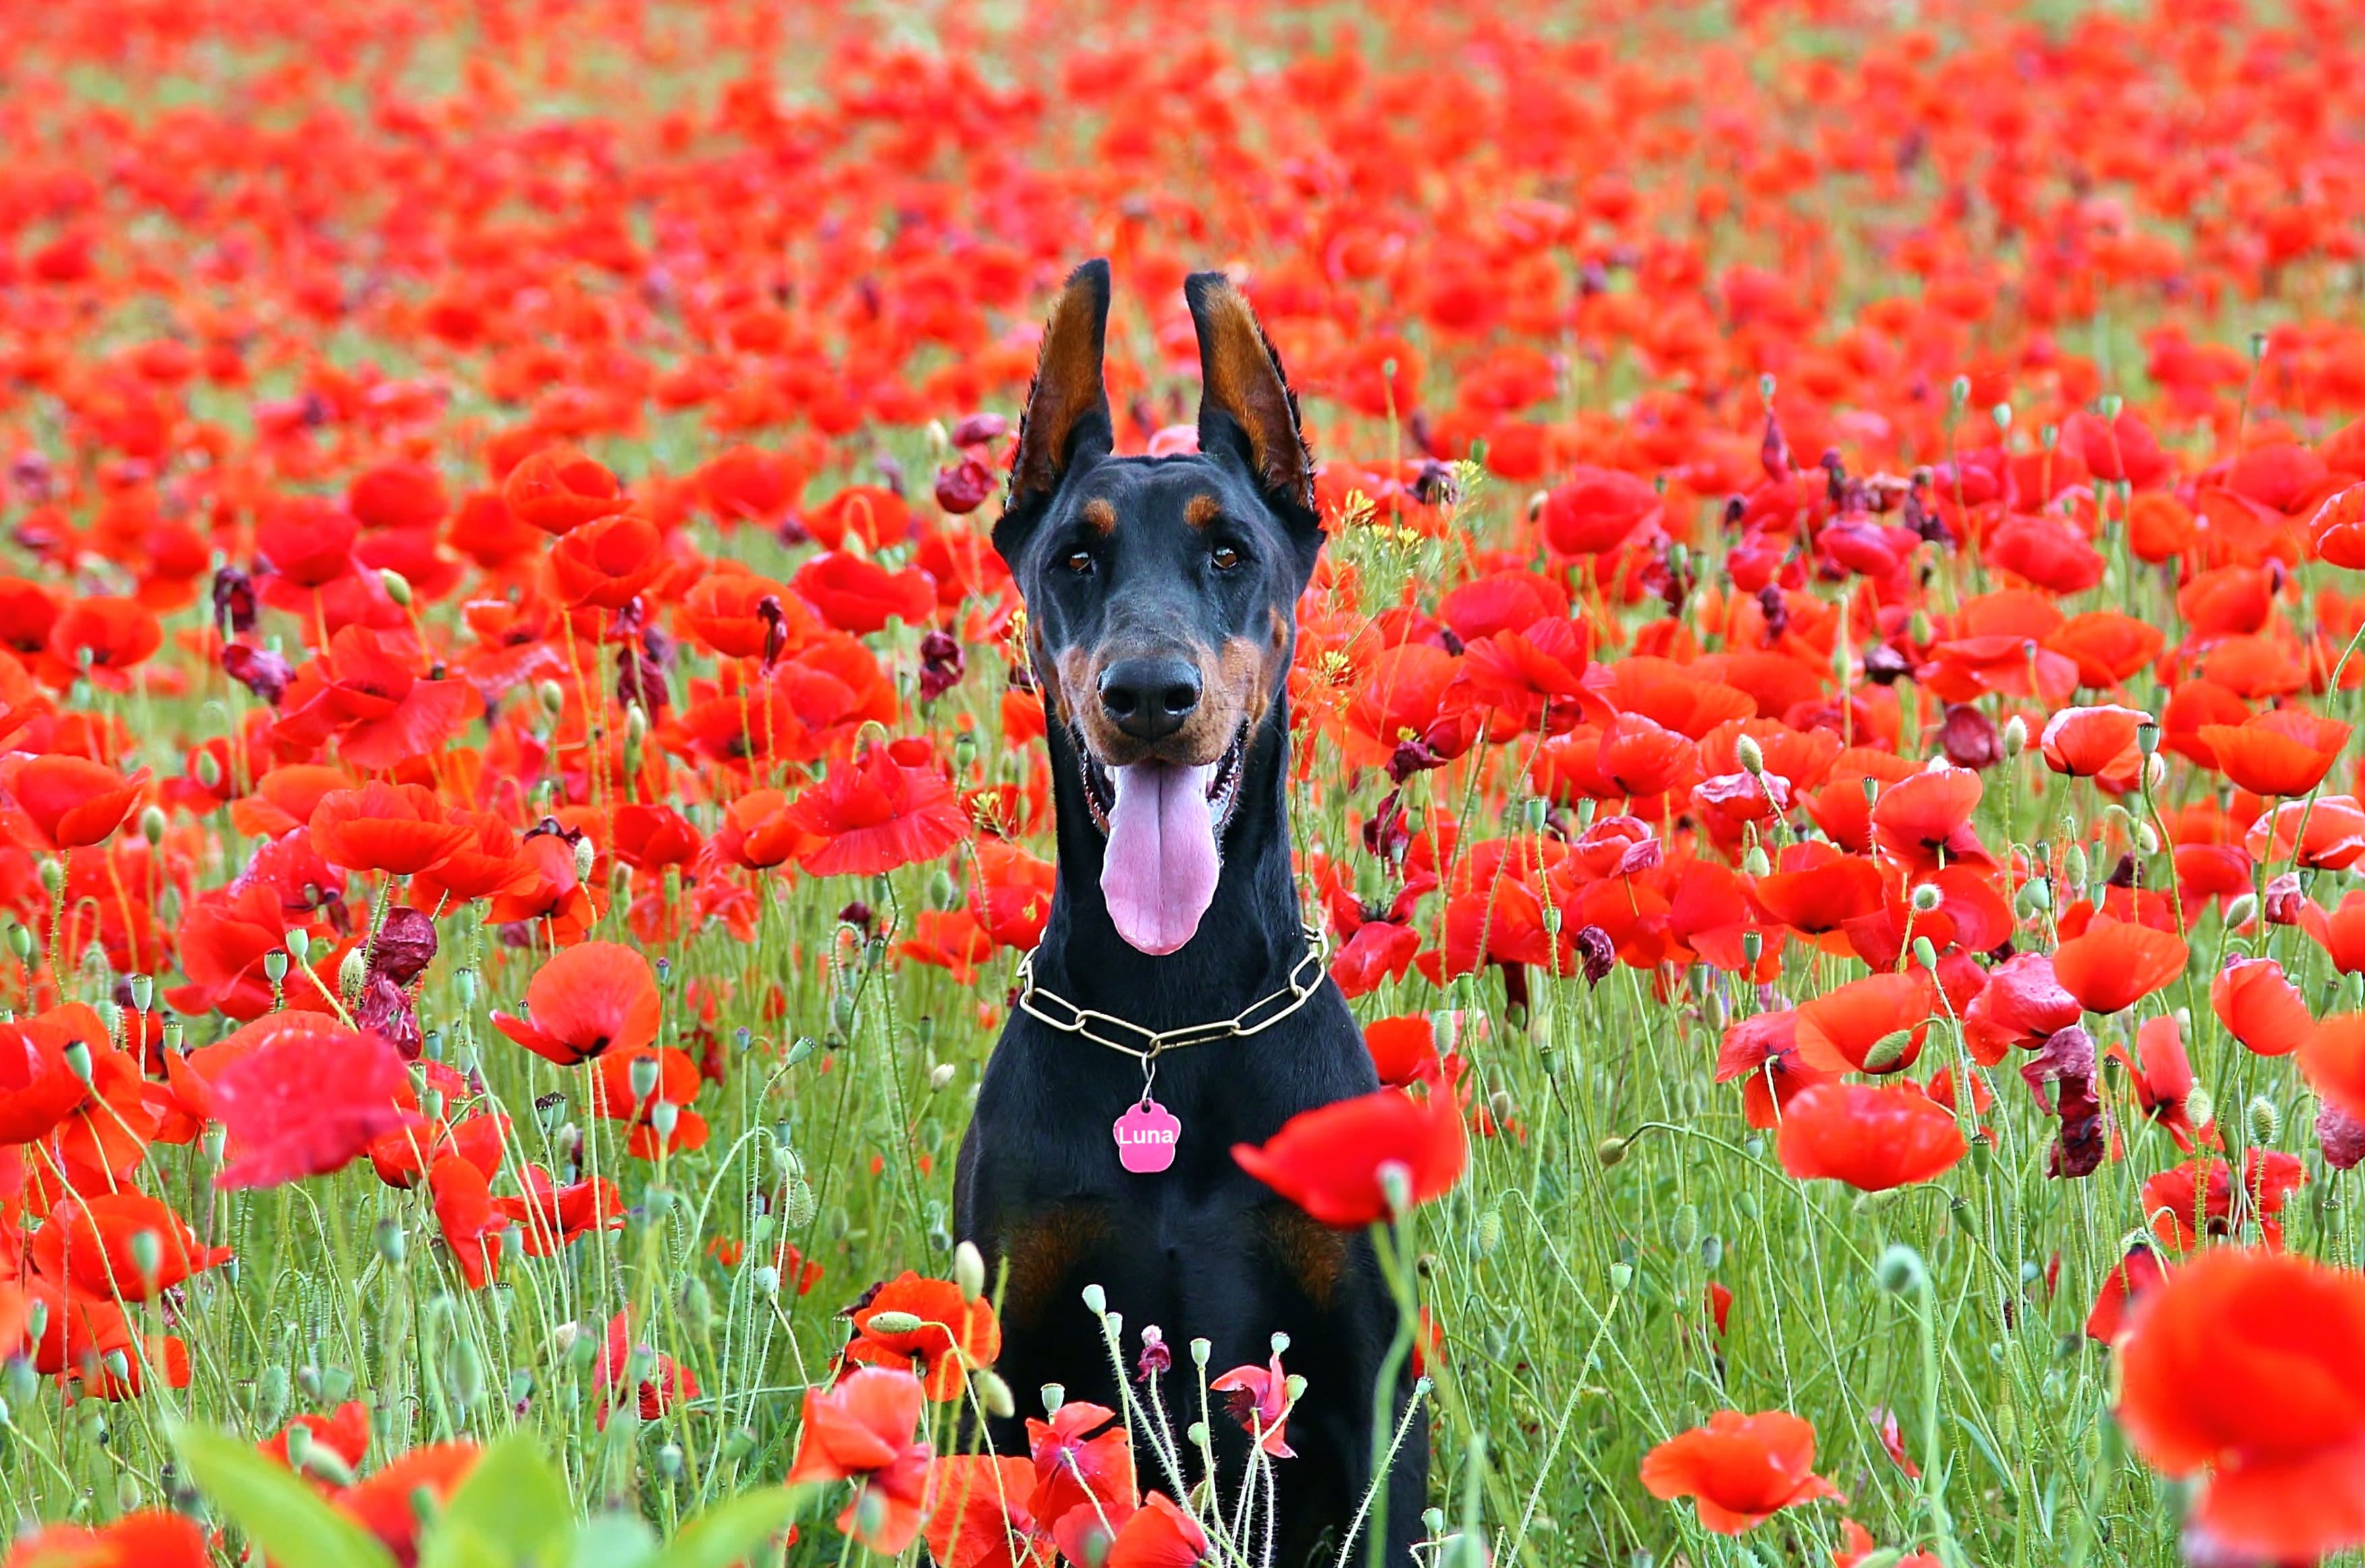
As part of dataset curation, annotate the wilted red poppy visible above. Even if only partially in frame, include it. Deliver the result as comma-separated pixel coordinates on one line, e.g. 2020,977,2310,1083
1776,1082,1967,1191
1639,1409,1841,1534
785,738,968,877
842,1271,1003,1402
1792,972,1932,1075
501,445,627,535
0,753,150,850
2117,1248,2365,1560
2197,707,2352,797
788,1366,935,1555
491,941,660,1066
308,781,472,875
2050,917,2188,1015
2210,956,2314,1058
1232,1086,1467,1227
1961,952,2082,1064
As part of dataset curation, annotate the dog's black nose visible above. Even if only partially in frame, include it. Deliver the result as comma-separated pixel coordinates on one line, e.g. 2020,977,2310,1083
1099,657,1202,741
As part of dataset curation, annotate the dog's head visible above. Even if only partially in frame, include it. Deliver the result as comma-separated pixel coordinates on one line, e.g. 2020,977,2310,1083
994,261,1322,954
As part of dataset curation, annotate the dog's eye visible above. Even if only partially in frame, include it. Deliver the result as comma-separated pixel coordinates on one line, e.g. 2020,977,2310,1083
1064,550,1094,575
1211,545,1242,571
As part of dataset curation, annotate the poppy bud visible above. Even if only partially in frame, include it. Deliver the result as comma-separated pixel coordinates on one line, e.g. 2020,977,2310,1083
1596,1135,1630,1168
1378,1160,1415,1216
139,805,166,846
129,1228,163,1285
375,1219,406,1265
379,568,413,608
63,1039,92,1083
2134,822,2160,856
339,945,368,1002
1991,402,2013,433
973,1369,1016,1419
1476,1207,1502,1255
954,1241,987,1302
1735,734,1764,776
253,1364,290,1430
928,1062,956,1091
1669,1204,1699,1251
2064,844,2089,893
1912,937,1939,972
2223,893,2256,929
2246,1096,2281,1147
2015,878,2052,917
784,1177,817,1228
866,1309,925,1336
1741,845,1771,877
537,679,565,717
5,924,30,961
572,836,596,882
38,859,63,896
1861,1029,1917,1073
751,1264,780,1299
1876,1243,1930,1295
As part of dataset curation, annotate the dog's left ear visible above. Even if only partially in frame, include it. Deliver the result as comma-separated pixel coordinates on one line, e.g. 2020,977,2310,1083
1186,271,1316,526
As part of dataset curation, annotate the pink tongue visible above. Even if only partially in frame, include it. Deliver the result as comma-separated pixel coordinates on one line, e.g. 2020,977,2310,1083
1101,760,1221,954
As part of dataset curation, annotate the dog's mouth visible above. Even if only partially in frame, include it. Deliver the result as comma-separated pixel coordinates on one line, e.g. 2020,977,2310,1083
1073,722,1249,955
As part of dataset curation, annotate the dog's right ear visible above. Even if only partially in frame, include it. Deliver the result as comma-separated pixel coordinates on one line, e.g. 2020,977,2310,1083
996,259,1114,562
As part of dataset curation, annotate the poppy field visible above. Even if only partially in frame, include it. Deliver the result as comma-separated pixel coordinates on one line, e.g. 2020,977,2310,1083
7,0,2365,1562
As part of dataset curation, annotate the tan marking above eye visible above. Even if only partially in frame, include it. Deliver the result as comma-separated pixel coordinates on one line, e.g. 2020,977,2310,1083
1081,498,1118,535
1184,494,1222,529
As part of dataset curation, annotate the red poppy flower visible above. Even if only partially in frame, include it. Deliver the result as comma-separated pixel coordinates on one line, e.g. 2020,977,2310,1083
2084,1243,2169,1345
2198,707,2352,797
1714,1011,1839,1128
1776,1082,1967,1191
308,781,472,876
50,1191,231,1303
501,445,627,536
1961,952,2082,1064
713,786,811,869
2117,1015,2208,1150
680,570,807,659
2143,1152,2306,1251
429,1157,505,1290
261,1399,373,1473
409,811,534,905
551,512,671,609
1232,1086,1468,1227
492,1164,623,1255
2246,795,2365,871
1540,466,1660,556
1639,1409,1842,1534
2038,704,2149,790
785,738,968,877
841,1271,1003,1402
276,625,484,771
1025,1399,1136,1532
5,1510,211,1567
2210,956,2314,1058
1105,1492,1207,1568
2303,1012,2365,1124
491,941,660,1066
1749,842,1884,934
0,753,150,850
1211,1348,1297,1457
2300,891,2365,975
925,1455,1052,1568
2117,1248,2365,1560
788,1365,935,1555
45,595,163,688
2052,917,2187,1015
792,551,937,637
595,1308,701,1423
1792,972,1933,1075
210,1022,418,1189
335,1442,481,1561
1869,766,1988,870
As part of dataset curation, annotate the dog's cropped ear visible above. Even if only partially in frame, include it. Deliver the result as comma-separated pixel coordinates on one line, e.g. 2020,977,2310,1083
998,259,1114,560
1186,271,1315,522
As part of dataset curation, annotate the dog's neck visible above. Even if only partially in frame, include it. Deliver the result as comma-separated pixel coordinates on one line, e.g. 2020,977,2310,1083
1028,701,1309,1029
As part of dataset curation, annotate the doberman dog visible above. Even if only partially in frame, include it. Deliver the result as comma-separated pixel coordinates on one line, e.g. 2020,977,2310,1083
954,261,1425,1565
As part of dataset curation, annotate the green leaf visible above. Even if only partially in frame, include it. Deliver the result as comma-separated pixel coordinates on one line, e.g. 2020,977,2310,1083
424,1430,574,1568
570,1513,660,1568
649,1487,805,1568
169,1420,399,1568
419,1522,511,1568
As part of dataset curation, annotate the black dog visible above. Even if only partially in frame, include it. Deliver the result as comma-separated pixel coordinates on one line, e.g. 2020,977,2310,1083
954,261,1425,1566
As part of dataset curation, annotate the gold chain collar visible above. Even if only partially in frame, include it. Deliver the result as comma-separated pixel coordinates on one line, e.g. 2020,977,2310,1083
1014,924,1332,1066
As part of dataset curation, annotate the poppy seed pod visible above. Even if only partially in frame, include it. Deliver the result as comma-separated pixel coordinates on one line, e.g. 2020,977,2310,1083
1876,1243,1930,1295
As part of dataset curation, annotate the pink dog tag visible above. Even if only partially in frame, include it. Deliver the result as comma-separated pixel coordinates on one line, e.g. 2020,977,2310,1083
1114,1098,1182,1173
